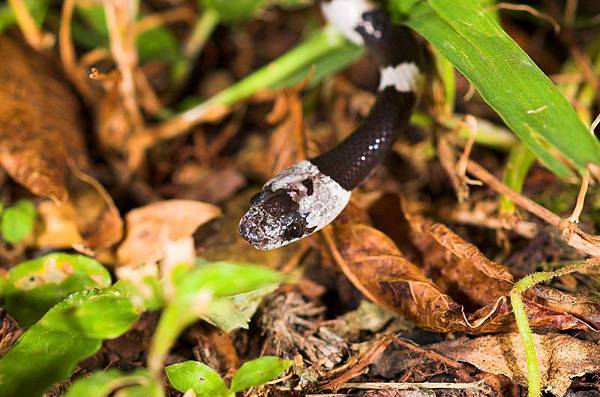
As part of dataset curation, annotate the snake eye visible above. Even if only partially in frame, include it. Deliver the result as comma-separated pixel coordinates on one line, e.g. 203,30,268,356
283,220,304,240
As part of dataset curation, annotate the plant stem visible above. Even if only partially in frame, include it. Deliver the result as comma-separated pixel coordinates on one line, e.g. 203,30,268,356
500,143,536,215
170,9,220,95
7,0,49,49
143,26,349,143
183,8,220,59
509,258,600,397
509,275,545,397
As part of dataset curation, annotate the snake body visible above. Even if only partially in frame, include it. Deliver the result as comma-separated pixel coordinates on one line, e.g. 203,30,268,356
239,0,423,250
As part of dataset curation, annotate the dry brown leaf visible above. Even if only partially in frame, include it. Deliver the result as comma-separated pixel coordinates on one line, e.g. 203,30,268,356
35,200,81,248
116,200,221,266
0,37,122,249
432,333,600,396
325,208,597,333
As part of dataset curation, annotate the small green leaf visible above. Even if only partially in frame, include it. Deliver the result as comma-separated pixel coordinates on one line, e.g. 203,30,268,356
2,253,111,327
1,200,37,244
166,361,228,396
230,356,292,393
200,0,267,24
65,368,161,397
64,369,126,397
76,4,107,36
137,27,180,63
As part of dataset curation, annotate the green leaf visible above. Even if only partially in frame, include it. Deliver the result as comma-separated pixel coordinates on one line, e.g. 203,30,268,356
202,284,279,332
1,200,37,244
0,0,49,33
65,368,162,397
230,356,292,393
165,361,228,397
148,262,284,373
2,253,111,327
76,4,108,36
200,0,268,24
0,287,140,397
389,0,600,179
137,27,180,63
182,261,284,299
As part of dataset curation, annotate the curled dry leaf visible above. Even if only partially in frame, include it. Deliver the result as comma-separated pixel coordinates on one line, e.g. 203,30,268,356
116,200,221,266
0,37,122,249
325,197,599,333
432,333,600,396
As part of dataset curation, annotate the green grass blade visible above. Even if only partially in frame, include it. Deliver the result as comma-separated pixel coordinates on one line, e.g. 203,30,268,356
390,0,600,179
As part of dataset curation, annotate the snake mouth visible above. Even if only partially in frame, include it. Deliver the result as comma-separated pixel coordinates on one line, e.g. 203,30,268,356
238,211,278,250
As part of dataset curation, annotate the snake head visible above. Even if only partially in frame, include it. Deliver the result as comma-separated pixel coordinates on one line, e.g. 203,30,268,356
238,161,351,250
238,189,308,250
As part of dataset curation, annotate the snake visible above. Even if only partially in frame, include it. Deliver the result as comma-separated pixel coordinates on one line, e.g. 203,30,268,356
238,0,424,250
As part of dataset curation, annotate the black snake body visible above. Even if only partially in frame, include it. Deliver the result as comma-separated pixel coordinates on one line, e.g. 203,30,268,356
239,0,423,249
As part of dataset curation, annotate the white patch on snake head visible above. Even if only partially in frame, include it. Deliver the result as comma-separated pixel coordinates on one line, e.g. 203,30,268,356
239,161,351,250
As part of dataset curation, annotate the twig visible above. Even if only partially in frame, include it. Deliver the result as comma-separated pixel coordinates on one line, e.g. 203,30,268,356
104,0,144,130
390,336,463,369
494,3,560,33
7,0,53,50
322,336,394,391
568,169,590,223
338,380,486,391
466,160,600,256
59,0,95,103
133,6,195,36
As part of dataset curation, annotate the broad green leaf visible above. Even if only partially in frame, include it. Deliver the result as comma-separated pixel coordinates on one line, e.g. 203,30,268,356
200,0,267,23
42,288,138,339
1,200,36,244
0,287,140,397
0,0,49,32
2,253,111,327
165,361,228,396
389,0,600,179
230,356,292,393
65,369,162,397
137,27,180,63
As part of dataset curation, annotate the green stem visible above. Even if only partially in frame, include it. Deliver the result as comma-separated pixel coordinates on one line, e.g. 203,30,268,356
509,274,547,397
170,9,220,92
184,9,220,59
500,143,536,215
147,26,350,142
509,259,600,397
